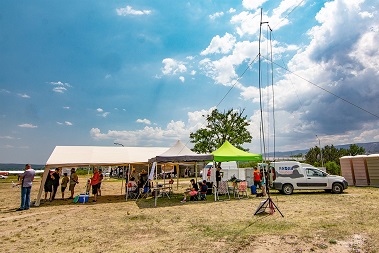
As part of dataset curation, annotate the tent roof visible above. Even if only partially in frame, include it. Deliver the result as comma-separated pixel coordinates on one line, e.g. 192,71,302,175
212,141,262,162
149,140,213,163
45,146,169,168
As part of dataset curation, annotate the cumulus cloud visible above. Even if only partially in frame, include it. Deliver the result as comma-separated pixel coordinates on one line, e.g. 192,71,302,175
50,81,72,94
242,0,268,10
18,123,37,128
116,5,151,16
201,33,236,55
243,0,379,151
89,108,217,146
209,12,224,20
179,76,185,82
161,58,187,75
136,119,151,125
65,121,73,126
0,136,14,139
18,93,30,98
97,108,103,112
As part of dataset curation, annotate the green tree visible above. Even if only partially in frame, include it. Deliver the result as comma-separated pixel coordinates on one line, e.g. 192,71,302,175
324,161,341,175
189,108,252,153
347,144,365,156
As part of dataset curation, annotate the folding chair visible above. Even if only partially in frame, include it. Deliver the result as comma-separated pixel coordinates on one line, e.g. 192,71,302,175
126,183,138,199
236,181,249,199
214,181,230,201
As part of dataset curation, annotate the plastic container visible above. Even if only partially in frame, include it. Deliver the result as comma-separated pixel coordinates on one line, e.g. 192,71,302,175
251,185,257,195
78,194,89,203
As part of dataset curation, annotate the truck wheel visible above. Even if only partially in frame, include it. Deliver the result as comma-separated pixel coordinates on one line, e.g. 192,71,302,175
332,183,343,194
282,184,293,195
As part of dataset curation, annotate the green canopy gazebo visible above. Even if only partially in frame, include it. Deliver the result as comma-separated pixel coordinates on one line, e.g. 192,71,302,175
212,141,262,162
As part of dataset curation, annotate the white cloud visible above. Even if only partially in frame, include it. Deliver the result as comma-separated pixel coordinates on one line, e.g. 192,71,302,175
63,106,70,109
209,12,224,20
116,5,151,16
18,123,37,128
242,0,268,10
89,108,216,146
229,8,236,13
1,89,11,94
190,70,196,75
0,136,14,139
57,122,63,125
97,108,103,112
161,58,187,75
101,112,110,118
179,76,185,82
18,93,30,98
201,33,236,55
65,121,73,126
50,81,71,94
136,119,151,125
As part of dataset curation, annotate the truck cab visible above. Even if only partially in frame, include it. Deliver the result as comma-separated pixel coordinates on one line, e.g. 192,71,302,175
270,161,348,195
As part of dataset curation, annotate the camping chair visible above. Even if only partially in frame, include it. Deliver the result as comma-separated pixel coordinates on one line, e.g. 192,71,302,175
236,181,249,199
214,181,230,201
126,183,138,199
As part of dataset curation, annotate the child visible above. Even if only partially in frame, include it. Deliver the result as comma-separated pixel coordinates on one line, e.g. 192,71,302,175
207,166,212,181
85,179,91,195
61,173,69,199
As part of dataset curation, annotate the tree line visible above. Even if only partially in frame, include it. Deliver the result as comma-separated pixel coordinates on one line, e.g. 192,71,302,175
190,108,366,176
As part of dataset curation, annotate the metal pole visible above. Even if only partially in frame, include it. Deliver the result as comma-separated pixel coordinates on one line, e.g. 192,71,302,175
316,135,324,168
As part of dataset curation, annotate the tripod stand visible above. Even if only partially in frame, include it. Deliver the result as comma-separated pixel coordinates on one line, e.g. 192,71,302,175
254,171,284,217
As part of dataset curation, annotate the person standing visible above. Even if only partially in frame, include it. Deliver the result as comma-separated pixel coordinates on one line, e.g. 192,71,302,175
90,167,100,202
207,166,212,181
216,166,222,189
51,168,60,201
44,171,54,201
61,172,69,199
253,167,262,190
97,168,104,196
17,164,35,211
69,168,79,199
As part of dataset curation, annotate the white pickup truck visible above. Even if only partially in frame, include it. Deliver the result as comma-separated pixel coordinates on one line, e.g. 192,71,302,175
270,161,348,195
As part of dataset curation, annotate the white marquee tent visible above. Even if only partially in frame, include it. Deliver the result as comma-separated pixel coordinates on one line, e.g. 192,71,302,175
35,145,169,206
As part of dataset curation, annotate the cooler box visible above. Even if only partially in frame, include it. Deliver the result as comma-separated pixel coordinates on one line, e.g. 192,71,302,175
251,185,257,195
78,194,89,203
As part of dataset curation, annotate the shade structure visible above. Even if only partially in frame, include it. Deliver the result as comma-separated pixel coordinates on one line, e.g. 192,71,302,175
212,141,262,162
35,145,169,206
45,146,169,168
149,140,213,163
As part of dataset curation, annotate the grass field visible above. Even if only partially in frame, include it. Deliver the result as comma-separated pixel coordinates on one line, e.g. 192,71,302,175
0,175,378,253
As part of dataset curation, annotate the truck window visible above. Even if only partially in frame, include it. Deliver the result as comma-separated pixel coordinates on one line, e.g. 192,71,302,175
306,168,323,177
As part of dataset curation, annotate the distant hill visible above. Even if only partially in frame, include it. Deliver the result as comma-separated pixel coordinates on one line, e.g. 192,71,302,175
0,164,45,170
268,142,379,157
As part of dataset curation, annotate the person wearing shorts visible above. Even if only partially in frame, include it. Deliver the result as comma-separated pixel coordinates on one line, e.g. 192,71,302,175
253,167,262,188
61,173,69,199
90,168,100,202
69,168,79,199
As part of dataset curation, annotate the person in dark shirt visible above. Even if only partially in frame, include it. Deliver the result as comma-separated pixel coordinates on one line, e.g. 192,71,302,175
216,166,222,188
181,179,199,202
51,168,60,201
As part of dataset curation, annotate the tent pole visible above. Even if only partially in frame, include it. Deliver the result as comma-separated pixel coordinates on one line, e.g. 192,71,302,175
195,162,198,183
176,163,179,190
120,166,124,195
35,166,50,206
126,164,130,201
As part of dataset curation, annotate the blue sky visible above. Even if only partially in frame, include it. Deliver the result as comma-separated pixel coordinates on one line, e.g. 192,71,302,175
1,0,378,164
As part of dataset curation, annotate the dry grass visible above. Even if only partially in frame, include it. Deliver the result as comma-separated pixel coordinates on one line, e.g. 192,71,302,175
0,175,378,253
